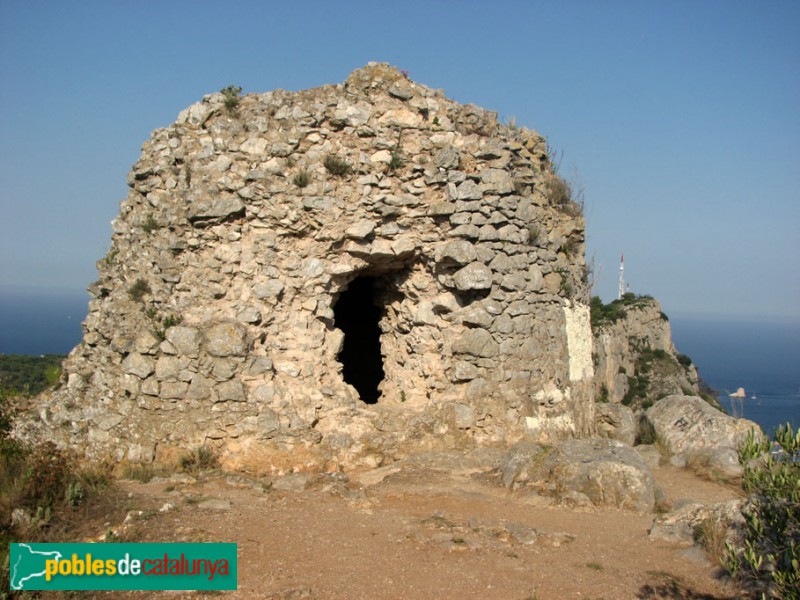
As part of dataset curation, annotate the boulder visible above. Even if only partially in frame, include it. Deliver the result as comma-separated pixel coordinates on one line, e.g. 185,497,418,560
540,438,659,513
594,403,637,446
645,395,763,478
649,499,744,547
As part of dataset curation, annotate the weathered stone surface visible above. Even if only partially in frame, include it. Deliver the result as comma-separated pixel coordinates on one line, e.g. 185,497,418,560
205,323,246,357
187,195,244,223
20,63,594,470
646,395,762,477
541,439,659,512
649,499,745,547
452,262,493,291
592,297,707,407
594,403,637,446
499,442,550,489
163,326,201,357
434,240,476,266
452,329,498,358
122,353,154,379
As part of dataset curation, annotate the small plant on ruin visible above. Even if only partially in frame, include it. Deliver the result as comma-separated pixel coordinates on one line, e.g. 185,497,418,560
559,238,578,258
220,85,242,113
292,170,310,188
142,215,159,234
324,154,352,177
387,150,405,174
127,278,151,302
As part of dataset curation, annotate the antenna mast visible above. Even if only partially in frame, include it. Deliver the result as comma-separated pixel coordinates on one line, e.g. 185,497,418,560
618,254,626,299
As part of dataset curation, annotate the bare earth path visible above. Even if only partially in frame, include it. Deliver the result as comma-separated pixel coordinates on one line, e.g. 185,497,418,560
103,455,743,600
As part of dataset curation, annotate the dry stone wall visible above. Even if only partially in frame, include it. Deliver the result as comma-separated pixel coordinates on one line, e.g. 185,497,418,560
25,64,593,472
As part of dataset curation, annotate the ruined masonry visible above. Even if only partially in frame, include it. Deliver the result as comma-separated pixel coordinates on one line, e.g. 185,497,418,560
28,64,595,472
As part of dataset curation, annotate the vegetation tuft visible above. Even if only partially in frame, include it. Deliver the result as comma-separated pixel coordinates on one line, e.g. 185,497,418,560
292,169,310,188
323,154,352,177
220,84,242,113
142,215,159,234
128,278,151,302
387,150,405,173
179,446,218,474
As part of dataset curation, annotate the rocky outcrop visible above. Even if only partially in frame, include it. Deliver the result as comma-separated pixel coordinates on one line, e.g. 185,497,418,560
499,439,660,513
21,64,594,471
645,395,763,478
594,402,637,446
649,499,745,548
592,295,709,409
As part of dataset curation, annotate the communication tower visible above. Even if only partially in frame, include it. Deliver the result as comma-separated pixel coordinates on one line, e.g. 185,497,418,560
618,254,626,299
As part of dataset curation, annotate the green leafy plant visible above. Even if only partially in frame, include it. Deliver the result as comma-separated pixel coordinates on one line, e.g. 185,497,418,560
128,278,151,302
724,424,799,599
323,154,352,177
292,170,310,188
220,85,242,112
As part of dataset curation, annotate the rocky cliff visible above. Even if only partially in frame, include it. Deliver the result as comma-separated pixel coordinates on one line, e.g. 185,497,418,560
22,64,595,472
591,294,707,408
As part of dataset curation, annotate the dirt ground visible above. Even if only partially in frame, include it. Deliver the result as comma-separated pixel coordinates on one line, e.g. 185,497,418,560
84,454,743,600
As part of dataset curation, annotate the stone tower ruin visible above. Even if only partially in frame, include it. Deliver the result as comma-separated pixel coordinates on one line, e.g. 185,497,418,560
27,64,595,472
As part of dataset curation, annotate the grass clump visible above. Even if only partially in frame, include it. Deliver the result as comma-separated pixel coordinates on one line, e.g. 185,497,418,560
128,278,151,302
323,154,352,177
292,169,310,188
179,446,218,474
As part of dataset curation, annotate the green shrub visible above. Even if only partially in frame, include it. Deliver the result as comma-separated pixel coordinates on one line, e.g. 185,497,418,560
323,154,352,177
724,424,799,598
220,84,242,112
677,353,693,368
590,296,627,328
387,150,405,173
128,278,151,301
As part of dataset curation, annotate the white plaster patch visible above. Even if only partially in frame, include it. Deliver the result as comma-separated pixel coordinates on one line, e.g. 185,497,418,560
564,302,594,382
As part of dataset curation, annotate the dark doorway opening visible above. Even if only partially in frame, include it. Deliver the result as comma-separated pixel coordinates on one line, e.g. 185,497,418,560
333,277,385,404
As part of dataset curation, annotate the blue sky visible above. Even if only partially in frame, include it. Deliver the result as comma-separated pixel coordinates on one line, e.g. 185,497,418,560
1,0,798,323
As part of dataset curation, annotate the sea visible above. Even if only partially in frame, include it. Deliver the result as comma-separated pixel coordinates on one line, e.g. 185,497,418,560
1,291,798,437
670,315,800,437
